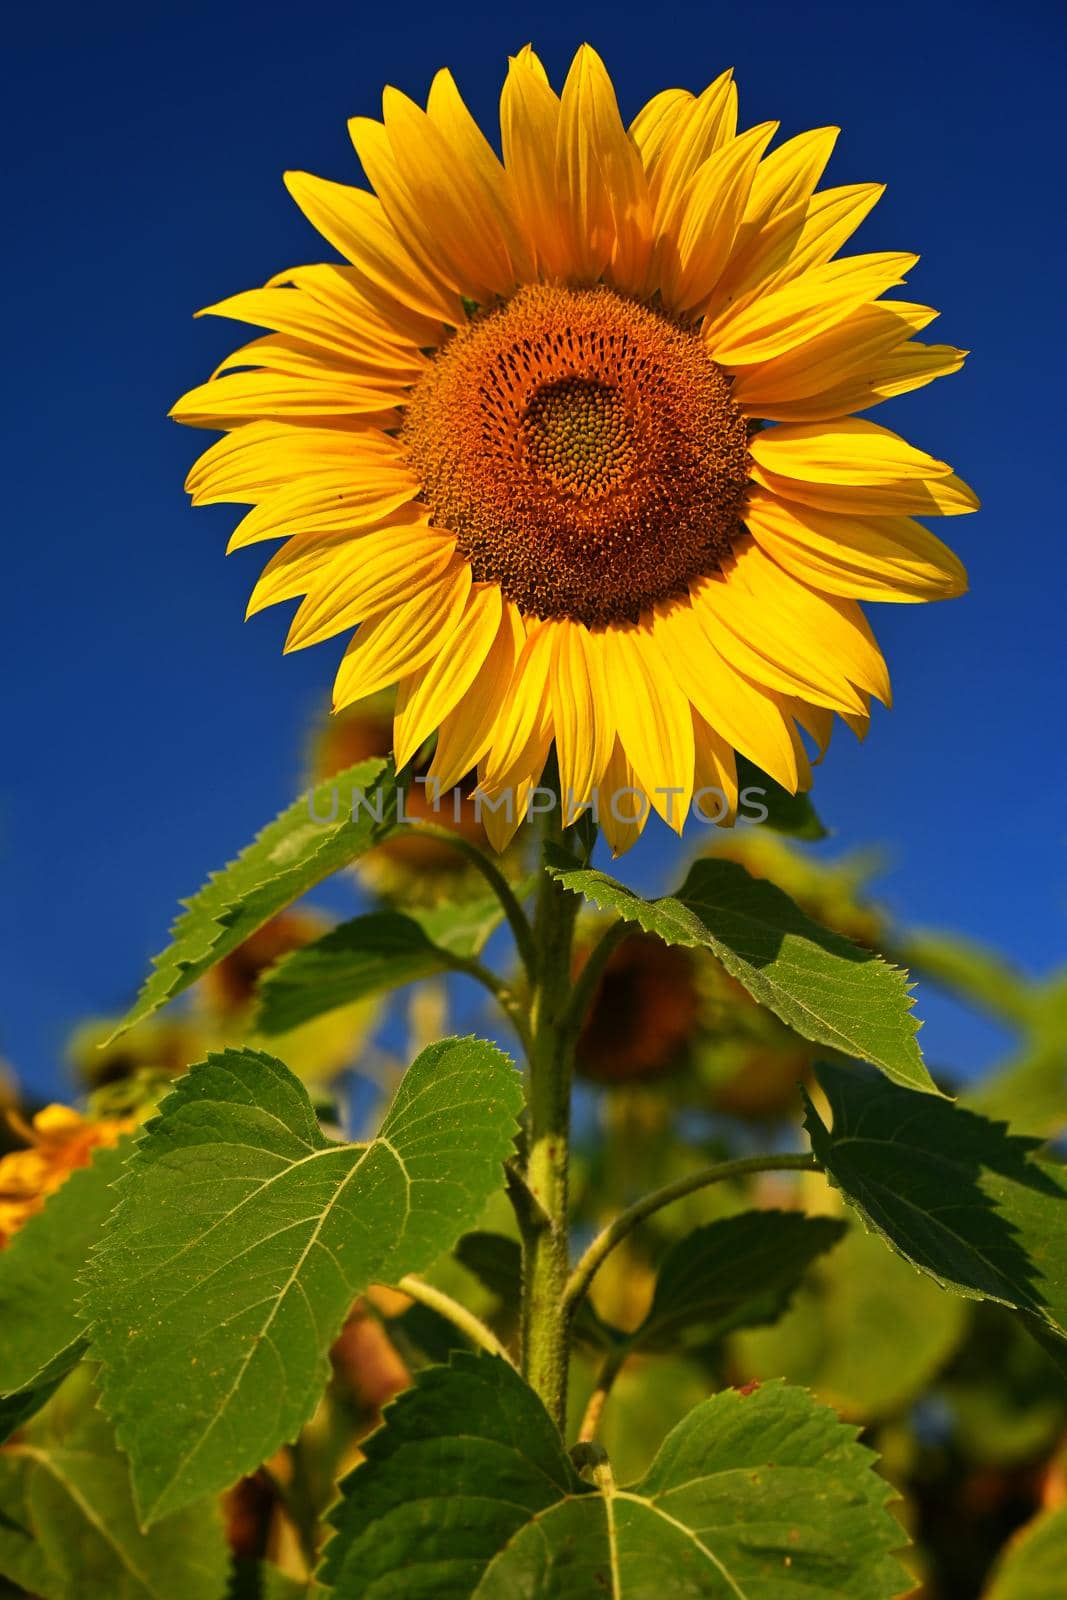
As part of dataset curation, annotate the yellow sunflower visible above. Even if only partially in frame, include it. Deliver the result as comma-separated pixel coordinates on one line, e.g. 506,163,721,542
174,44,976,855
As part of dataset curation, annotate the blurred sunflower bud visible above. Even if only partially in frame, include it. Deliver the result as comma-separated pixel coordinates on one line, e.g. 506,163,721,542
574,931,701,1083
573,923,813,1121
0,1103,133,1246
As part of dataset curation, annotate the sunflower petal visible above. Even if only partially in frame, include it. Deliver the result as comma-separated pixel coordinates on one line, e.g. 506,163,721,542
660,121,778,311
551,621,615,824
557,44,652,290
431,602,526,789
744,489,967,601
707,252,917,365
332,560,472,707
393,583,503,768
602,621,694,830
283,170,461,325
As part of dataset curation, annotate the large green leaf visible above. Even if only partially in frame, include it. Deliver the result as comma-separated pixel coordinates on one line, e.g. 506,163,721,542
320,1353,908,1598
0,1400,228,1600
629,1209,845,1354
109,757,397,1039
255,893,509,1034
0,1140,128,1405
547,848,938,1094
83,1039,522,1523
736,755,827,840
984,1506,1067,1599
735,1218,967,1420
805,1062,1067,1340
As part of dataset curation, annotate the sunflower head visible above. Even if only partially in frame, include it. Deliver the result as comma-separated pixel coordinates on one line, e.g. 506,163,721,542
575,931,701,1083
175,44,975,853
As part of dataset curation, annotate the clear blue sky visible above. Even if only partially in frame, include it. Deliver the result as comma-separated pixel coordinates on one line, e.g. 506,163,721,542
4,0,1065,1099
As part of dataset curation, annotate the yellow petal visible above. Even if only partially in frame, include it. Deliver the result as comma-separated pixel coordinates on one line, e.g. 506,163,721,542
657,598,802,790
660,121,778,311
285,530,459,650
196,286,429,378
735,542,892,704
332,560,472,707
647,70,736,230
551,621,614,825
481,622,555,793
754,462,980,518
629,87,693,183
393,583,503,768
430,603,526,789
284,170,462,326
744,126,839,231
745,489,968,602
751,418,953,485
598,738,649,856
266,263,442,353
707,252,916,365
500,48,571,278
601,621,694,831
689,564,870,716
426,68,532,283
228,470,420,552
186,421,389,504
732,301,938,407
170,366,400,429
703,182,885,330
557,44,652,290
692,708,739,824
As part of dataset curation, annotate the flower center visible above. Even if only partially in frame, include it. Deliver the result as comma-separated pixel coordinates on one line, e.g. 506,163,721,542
402,284,750,627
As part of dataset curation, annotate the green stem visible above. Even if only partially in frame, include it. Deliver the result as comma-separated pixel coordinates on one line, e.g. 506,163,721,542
520,813,581,1432
388,821,538,979
563,1152,819,1318
396,1274,514,1363
577,1344,629,1444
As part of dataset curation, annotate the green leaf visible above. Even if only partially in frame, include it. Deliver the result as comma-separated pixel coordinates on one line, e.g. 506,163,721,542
735,1219,968,1420
737,754,827,839
321,1353,908,1598
83,1038,522,1523
631,1209,845,1353
109,756,397,1040
0,1140,128,1401
804,1062,1067,1340
547,848,938,1094
255,893,507,1034
0,1400,228,1600
984,1506,1067,1599
0,1376,66,1446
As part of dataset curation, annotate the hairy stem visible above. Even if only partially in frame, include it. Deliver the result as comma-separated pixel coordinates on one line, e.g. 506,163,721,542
396,1275,514,1363
577,1345,630,1444
520,813,581,1432
564,1152,819,1318
388,821,537,978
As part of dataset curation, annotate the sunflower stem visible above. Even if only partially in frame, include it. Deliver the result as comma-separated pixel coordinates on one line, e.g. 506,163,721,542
563,1152,820,1318
520,799,581,1433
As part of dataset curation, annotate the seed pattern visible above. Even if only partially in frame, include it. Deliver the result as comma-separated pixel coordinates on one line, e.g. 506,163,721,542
403,284,751,626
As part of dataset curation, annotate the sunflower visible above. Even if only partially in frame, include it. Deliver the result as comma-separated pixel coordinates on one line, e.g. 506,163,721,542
175,44,975,854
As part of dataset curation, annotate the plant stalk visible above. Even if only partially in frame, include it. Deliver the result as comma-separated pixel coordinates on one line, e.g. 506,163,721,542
520,812,580,1433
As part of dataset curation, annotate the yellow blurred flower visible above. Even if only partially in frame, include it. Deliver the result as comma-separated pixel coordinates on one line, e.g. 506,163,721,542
0,1104,132,1246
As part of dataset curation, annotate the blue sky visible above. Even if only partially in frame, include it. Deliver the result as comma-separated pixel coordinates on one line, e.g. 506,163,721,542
4,0,1065,1099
